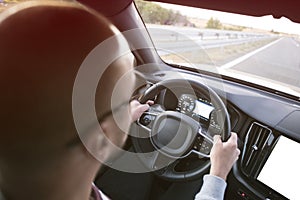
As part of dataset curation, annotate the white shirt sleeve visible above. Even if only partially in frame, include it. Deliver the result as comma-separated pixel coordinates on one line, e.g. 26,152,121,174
0,189,6,200
194,175,227,200
99,190,111,200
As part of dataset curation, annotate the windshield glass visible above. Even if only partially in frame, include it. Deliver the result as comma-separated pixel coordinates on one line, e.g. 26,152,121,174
135,0,300,97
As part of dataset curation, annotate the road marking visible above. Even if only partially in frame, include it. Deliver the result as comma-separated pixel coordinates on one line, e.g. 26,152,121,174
292,38,300,47
220,38,283,69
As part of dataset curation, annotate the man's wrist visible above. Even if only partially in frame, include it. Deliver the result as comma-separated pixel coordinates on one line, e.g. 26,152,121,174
210,168,227,181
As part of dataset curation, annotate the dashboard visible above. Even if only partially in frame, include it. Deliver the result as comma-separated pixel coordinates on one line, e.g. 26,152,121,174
143,69,300,200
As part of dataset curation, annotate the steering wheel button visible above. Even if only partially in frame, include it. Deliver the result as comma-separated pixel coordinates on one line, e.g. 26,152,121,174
140,115,151,126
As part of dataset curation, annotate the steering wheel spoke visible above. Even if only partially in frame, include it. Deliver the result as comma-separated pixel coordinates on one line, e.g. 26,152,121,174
157,159,181,177
190,129,214,158
141,151,177,171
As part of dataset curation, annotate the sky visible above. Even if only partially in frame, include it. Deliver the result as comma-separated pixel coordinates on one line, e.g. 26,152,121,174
156,2,300,35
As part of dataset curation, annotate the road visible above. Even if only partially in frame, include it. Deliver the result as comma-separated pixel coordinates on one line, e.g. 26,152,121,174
222,37,300,89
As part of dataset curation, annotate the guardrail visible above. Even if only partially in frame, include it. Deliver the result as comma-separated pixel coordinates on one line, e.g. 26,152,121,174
146,24,269,42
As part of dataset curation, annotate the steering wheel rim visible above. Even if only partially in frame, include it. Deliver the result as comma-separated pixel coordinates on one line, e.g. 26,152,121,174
131,78,231,181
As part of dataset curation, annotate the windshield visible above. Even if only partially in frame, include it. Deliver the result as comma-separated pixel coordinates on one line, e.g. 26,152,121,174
135,0,300,97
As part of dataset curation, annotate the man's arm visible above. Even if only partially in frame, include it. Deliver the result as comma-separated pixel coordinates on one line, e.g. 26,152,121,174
195,133,240,200
195,175,226,200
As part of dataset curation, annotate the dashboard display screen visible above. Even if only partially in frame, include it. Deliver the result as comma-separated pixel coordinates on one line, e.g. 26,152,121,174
257,136,300,199
193,100,214,119
177,94,214,120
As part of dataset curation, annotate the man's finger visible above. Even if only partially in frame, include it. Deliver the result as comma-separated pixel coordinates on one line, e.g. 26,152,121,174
146,100,154,105
213,134,221,144
228,132,238,143
137,104,150,113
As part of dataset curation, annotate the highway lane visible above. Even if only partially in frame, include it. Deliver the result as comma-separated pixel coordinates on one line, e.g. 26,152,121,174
225,37,300,89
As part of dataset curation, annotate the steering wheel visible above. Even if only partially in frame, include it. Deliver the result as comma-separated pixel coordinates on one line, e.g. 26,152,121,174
131,79,231,181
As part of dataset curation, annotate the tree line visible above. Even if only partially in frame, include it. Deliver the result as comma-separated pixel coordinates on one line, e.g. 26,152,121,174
135,0,194,26
135,0,245,31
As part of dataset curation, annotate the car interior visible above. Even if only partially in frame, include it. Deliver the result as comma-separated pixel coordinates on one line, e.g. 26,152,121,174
1,0,300,200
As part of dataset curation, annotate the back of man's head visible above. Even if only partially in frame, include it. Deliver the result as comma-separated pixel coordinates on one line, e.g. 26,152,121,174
0,1,134,199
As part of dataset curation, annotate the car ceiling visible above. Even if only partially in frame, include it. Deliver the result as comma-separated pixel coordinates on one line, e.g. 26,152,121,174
149,0,300,24
77,0,132,16
84,0,300,24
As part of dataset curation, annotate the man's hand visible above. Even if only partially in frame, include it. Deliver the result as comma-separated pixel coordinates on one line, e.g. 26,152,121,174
129,100,154,122
209,132,240,180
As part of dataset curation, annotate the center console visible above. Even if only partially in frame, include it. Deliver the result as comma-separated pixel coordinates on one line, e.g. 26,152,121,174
229,122,300,200
257,135,300,200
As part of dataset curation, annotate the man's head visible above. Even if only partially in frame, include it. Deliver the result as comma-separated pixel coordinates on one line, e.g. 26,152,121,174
0,1,135,199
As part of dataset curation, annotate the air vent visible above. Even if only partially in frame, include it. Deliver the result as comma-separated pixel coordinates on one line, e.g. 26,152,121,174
241,122,273,177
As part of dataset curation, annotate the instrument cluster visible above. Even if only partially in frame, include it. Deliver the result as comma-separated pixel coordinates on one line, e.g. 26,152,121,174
176,94,221,133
